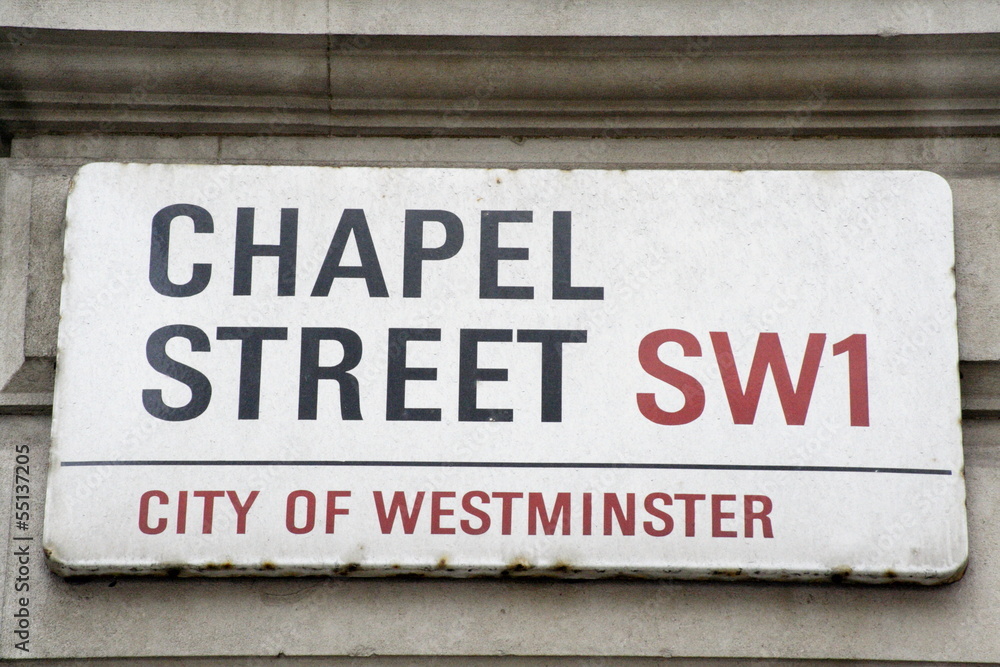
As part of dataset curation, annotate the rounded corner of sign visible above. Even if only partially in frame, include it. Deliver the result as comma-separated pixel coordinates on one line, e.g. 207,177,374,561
72,162,112,179
911,170,954,203
928,554,969,586
68,163,111,200
911,543,969,586
39,540,72,578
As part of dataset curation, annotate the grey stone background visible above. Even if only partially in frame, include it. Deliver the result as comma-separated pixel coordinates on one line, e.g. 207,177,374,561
3,3,1000,663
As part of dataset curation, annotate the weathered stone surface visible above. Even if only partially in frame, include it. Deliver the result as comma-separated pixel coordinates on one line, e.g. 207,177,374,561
4,0,1000,36
954,178,1000,360
0,162,65,402
24,171,70,360
0,163,30,393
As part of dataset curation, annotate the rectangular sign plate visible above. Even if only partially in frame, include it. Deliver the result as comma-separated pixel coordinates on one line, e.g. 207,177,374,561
45,164,967,583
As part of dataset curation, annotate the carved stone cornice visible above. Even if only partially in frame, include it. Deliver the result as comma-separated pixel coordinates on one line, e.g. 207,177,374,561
2,30,999,138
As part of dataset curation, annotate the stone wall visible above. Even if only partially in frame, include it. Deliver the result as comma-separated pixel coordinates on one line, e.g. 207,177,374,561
2,5,1000,663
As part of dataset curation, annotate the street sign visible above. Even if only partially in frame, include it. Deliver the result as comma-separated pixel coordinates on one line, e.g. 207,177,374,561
45,164,966,583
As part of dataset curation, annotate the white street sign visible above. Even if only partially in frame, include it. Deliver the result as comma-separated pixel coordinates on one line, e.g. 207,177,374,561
45,164,966,583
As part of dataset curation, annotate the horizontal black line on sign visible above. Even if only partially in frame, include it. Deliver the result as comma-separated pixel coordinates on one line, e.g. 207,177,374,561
59,460,953,476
